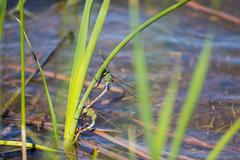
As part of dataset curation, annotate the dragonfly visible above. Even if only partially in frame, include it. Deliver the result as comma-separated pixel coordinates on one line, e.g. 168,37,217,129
74,67,114,141
74,54,136,140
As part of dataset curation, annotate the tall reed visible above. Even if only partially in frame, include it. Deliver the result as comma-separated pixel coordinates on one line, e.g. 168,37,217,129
19,0,27,159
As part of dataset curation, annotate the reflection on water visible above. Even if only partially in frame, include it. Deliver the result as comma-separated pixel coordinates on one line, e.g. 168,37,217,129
0,0,240,159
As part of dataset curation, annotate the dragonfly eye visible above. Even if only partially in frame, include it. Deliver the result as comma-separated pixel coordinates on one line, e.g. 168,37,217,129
103,69,109,76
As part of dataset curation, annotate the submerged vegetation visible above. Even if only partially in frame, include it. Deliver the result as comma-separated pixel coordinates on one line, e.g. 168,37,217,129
0,0,240,159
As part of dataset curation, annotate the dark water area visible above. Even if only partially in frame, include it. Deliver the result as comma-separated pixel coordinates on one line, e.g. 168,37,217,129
0,0,240,159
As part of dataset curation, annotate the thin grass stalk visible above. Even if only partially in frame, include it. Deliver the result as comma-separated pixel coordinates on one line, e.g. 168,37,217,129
153,68,179,160
64,0,93,142
0,0,7,42
73,0,190,148
19,0,27,159
129,0,154,157
169,32,214,160
20,26,59,147
66,0,110,144
207,117,240,160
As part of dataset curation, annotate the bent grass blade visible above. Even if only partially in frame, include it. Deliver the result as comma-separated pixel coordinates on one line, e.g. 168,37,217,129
16,17,59,147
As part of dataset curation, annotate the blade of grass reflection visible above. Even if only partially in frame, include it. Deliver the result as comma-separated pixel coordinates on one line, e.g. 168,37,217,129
93,131,151,160
82,141,129,160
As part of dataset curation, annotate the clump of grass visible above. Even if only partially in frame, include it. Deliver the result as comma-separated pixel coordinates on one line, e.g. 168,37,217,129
64,0,93,145
64,0,110,147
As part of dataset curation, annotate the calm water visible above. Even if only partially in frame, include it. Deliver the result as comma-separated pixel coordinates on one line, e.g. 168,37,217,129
0,0,240,159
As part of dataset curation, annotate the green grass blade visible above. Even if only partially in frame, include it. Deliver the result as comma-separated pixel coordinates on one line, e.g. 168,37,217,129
66,0,110,144
0,140,59,152
207,117,240,160
77,1,191,137
152,68,179,160
64,0,93,141
129,0,153,156
0,0,7,42
169,32,214,160
17,22,59,147
19,0,27,159
92,147,99,160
